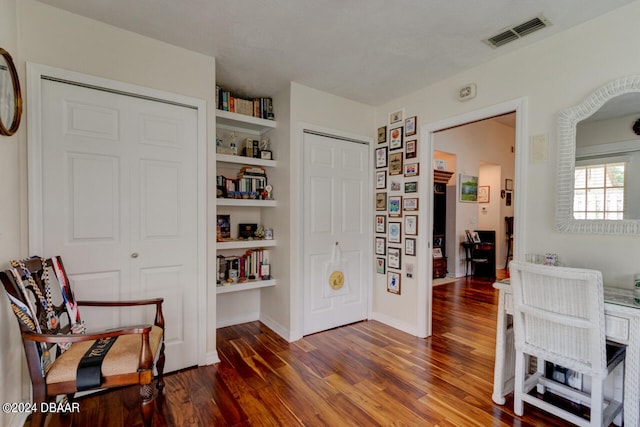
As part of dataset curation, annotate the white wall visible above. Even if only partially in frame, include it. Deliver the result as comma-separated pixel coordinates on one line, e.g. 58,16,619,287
0,1,26,424
374,1,640,334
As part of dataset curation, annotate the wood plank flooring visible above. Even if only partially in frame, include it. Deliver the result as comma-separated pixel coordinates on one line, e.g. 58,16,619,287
37,273,577,426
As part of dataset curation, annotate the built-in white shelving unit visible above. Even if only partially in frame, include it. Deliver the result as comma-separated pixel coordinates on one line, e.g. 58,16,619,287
215,109,278,296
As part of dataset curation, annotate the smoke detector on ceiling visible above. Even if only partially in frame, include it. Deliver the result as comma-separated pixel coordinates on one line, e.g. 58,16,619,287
484,15,551,48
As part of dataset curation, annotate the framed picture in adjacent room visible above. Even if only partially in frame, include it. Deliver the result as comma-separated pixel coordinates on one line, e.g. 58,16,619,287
387,271,401,294
375,215,386,233
376,258,386,274
389,127,404,150
388,247,401,269
478,186,490,203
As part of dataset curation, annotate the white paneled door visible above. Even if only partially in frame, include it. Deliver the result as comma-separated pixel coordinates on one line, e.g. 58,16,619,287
37,76,199,372
303,131,371,335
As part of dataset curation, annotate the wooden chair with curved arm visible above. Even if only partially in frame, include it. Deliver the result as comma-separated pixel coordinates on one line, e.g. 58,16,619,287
0,256,165,427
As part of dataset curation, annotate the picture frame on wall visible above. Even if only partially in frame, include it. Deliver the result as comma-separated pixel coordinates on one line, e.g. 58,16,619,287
405,215,418,235
375,147,388,169
433,247,443,258
387,271,401,294
375,215,386,233
377,126,387,143
404,163,419,177
389,127,404,151
375,170,387,189
405,116,417,136
388,247,401,269
376,192,387,211
376,257,386,274
389,152,403,175
388,222,401,243
405,139,417,159
403,198,419,211
505,178,513,191
389,109,404,125
460,174,478,202
405,238,416,256
434,159,447,171
478,185,490,203
388,195,402,217
390,180,402,192
404,181,417,193
375,236,386,255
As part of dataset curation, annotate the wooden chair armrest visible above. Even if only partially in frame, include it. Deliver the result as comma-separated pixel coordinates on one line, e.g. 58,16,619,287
22,324,152,343
78,298,165,329
77,298,163,307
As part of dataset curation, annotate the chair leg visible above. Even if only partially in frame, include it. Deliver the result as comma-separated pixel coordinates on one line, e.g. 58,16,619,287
140,383,155,427
590,379,604,427
514,351,525,416
156,341,166,393
29,389,47,427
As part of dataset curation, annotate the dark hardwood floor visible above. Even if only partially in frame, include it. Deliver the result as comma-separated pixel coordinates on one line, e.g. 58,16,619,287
37,272,576,426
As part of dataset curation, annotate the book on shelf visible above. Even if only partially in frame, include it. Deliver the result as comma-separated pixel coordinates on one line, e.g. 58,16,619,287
216,85,275,120
217,249,271,284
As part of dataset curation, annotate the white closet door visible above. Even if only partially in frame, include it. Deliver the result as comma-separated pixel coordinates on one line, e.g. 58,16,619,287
303,132,371,335
39,78,198,372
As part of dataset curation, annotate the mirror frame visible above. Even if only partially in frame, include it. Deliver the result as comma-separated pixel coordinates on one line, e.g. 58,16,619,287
0,48,22,136
556,75,640,235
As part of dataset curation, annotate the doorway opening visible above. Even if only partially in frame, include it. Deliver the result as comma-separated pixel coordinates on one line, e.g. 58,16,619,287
420,99,526,338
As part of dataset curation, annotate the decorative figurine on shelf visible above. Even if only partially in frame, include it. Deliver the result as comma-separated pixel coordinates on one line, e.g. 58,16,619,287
229,131,237,156
260,138,273,160
254,225,265,239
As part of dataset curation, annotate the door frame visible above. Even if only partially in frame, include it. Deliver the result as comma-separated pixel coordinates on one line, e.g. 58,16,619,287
419,97,528,337
296,122,374,339
26,63,208,365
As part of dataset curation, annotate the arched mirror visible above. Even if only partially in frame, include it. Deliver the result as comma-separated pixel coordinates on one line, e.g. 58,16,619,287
0,48,22,136
557,75,640,234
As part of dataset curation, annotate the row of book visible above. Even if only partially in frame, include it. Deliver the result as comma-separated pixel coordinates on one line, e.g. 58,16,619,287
217,249,271,283
217,166,268,197
216,86,275,120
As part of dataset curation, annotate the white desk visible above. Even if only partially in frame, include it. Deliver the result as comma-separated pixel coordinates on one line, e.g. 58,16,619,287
493,279,640,426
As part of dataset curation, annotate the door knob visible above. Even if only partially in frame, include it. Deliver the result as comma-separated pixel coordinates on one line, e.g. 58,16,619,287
131,252,139,258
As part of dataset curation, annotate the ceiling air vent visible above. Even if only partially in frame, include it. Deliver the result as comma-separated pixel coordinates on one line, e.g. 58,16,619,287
484,15,551,48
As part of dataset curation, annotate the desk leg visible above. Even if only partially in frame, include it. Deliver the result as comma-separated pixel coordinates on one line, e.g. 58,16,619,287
623,315,640,427
492,289,514,405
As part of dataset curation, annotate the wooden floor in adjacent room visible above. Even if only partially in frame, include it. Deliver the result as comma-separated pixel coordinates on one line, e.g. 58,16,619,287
37,272,577,426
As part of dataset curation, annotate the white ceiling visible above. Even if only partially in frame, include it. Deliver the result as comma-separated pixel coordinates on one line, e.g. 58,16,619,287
37,0,634,106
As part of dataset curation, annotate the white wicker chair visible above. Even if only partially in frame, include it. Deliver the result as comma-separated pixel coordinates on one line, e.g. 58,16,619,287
509,261,625,426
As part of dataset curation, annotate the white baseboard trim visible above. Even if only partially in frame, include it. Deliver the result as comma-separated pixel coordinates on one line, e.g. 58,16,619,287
204,351,220,366
216,312,260,328
370,311,418,337
259,314,293,342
